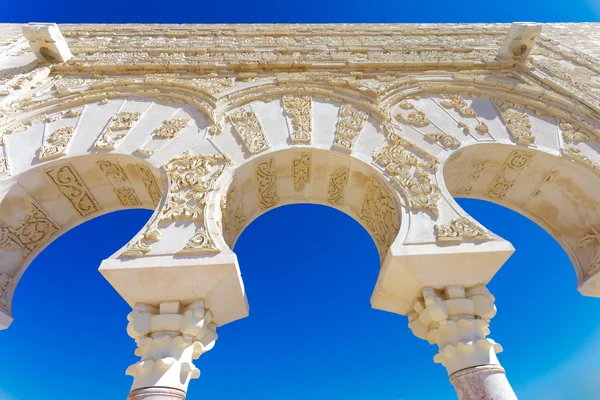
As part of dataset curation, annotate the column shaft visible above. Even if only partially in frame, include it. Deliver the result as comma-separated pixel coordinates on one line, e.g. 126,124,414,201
450,365,517,400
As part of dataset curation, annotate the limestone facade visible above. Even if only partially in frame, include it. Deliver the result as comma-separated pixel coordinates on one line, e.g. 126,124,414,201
1,21,600,399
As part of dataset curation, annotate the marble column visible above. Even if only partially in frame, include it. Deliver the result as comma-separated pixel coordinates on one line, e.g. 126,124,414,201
125,300,217,400
408,285,517,400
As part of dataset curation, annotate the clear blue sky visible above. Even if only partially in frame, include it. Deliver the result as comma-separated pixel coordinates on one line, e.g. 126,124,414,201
2,2,600,400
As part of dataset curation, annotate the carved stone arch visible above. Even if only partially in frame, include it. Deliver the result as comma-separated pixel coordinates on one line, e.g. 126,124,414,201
443,142,600,296
100,94,515,332
0,152,165,328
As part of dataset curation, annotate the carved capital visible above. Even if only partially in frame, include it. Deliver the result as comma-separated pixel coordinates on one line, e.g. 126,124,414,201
408,285,503,375
126,300,217,393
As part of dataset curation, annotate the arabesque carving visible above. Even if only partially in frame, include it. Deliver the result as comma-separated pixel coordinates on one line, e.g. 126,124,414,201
96,159,141,207
559,120,597,142
439,95,477,117
293,153,311,192
39,126,75,161
282,95,312,144
46,164,100,216
373,129,441,216
327,169,349,206
136,165,162,207
333,104,369,152
493,100,535,145
360,177,400,255
0,199,59,259
153,118,191,139
424,133,461,150
256,158,278,210
435,217,490,242
485,151,532,201
94,111,141,150
578,227,600,275
229,109,269,155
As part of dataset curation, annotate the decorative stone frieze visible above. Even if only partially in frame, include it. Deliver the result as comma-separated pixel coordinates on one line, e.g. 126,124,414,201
126,300,217,394
96,159,141,207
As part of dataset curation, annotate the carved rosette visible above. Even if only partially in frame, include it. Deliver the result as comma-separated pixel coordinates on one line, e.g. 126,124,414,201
95,111,142,150
229,109,270,155
333,104,369,152
39,126,75,161
46,164,101,217
373,130,441,216
96,159,141,207
282,95,312,144
434,217,490,242
256,158,278,209
126,300,217,393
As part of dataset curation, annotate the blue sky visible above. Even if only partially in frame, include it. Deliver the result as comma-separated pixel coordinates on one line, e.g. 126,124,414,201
2,1,600,400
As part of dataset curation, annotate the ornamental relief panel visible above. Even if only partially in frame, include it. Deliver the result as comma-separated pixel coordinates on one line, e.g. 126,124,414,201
256,157,278,210
360,176,400,256
229,108,270,155
282,95,312,144
293,153,311,192
372,128,441,217
485,150,533,201
221,185,247,247
153,118,191,140
558,119,598,142
136,165,162,207
492,100,535,146
327,167,349,207
96,159,141,207
122,150,230,257
434,217,490,243
0,199,59,260
455,161,488,196
46,164,101,217
39,126,76,161
333,104,369,152
578,227,600,275
94,111,142,150
561,147,600,172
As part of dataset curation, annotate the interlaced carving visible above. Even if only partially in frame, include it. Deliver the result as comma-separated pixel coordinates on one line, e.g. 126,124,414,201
153,118,191,139
327,169,348,206
485,151,532,201
293,153,311,192
493,100,535,145
136,165,162,207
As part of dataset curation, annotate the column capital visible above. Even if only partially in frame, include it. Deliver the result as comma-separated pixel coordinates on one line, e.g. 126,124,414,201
126,299,217,395
407,285,503,375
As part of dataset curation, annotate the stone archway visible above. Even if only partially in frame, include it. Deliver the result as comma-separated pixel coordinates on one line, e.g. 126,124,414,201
3,21,600,400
